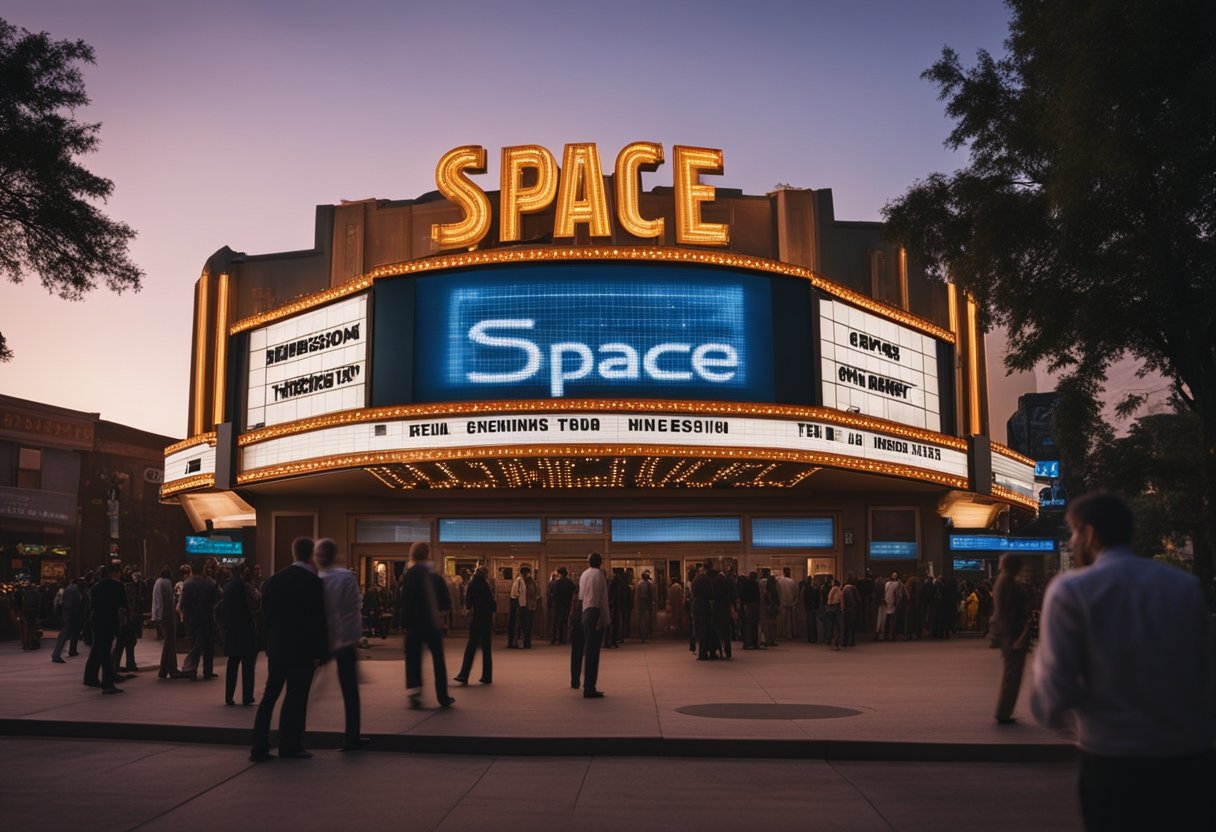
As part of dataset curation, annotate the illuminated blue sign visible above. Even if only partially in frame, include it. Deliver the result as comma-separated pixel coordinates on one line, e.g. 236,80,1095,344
611,516,741,543
185,536,243,556
869,541,918,559
949,535,1056,552
751,517,835,548
413,265,774,402
953,559,983,571
1034,460,1060,478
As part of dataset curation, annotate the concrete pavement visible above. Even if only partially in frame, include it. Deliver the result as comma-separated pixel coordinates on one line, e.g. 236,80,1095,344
1,631,1073,761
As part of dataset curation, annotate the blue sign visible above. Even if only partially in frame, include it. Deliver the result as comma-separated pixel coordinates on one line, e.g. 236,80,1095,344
949,535,1056,552
1034,460,1060,478
413,265,774,402
611,516,741,543
438,518,542,543
751,517,834,548
952,559,984,571
185,536,243,556
869,541,918,559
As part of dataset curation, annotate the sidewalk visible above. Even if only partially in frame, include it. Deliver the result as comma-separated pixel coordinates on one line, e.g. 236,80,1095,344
0,633,1072,761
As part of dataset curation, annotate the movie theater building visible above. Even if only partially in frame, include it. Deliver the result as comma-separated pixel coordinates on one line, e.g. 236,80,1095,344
162,142,1036,603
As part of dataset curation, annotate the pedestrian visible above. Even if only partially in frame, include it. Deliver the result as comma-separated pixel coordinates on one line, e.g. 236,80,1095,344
667,576,685,635
760,569,779,647
250,536,329,761
691,563,713,658
507,566,523,649
51,578,82,663
314,539,367,750
178,561,219,681
83,563,127,694
635,570,655,643
991,553,1031,724
549,566,574,645
401,541,454,709
20,582,41,650
823,579,842,650
802,576,820,643
711,563,733,659
454,565,494,686
111,568,142,674
151,567,181,678
1029,493,1215,830
577,552,609,698
221,566,259,706
739,571,761,649
841,576,860,647
518,564,538,649
777,567,798,640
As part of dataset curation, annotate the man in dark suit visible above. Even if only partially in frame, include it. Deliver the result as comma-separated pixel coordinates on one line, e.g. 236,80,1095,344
84,562,128,694
402,541,454,709
250,537,328,761
549,567,574,645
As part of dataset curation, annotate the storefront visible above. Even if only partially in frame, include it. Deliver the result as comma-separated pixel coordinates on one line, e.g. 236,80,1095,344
162,141,1037,610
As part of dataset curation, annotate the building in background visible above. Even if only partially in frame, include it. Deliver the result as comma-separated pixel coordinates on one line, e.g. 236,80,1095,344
163,144,1037,612
0,394,194,583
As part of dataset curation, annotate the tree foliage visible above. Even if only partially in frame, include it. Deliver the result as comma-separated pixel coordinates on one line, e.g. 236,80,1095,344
0,19,142,361
883,0,1216,588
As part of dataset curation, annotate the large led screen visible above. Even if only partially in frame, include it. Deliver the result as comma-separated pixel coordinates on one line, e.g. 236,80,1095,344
400,265,779,403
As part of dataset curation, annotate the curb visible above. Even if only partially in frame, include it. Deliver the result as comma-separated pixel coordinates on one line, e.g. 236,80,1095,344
0,719,1077,763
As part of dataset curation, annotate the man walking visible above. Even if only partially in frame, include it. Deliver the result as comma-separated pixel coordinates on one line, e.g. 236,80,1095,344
150,567,180,678
991,553,1031,724
518,565,538,649
314,538,367,751
549,566,574,645
51,579,82,663
178,561,219,681
634,570,655,643
777,567,799,640
1030,493,1215,830
250,537,329,761
577,552,609,698
83,563,127,694
455,565,494,686
401,542,454,709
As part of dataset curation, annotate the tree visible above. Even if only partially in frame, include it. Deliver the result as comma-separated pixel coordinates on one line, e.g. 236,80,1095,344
882,0,1216,594
0,19,142,361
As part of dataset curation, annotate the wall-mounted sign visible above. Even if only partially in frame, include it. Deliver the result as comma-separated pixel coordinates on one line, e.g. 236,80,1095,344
242,410,970,485
1034,460,1060,478
431,142,728,250
246,294,368,429
185,536,244,556
0,488,76,525
412,266,775,403
949,535,1056,552
0,407,94,449
819,297,945,431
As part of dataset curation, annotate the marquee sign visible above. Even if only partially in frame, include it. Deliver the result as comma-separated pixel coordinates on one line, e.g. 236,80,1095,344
246,294,368,429
819,297,945,431
240,410,970,484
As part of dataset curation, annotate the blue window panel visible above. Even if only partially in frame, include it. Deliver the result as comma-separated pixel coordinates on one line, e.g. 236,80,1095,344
869,540,918,559
438,518,542,543
953,559,984,571
949,535,1056,552
751,517,834,548
611,516,741,543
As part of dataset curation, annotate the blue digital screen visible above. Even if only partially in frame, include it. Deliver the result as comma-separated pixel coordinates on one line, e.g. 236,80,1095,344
611,517,741,543
868,541,918,559
949,535,1056,552
1034,460,1060,478
953,559,984,571
412,265,774,402
751,517,834,548
185,536,243,556
438,518,542,543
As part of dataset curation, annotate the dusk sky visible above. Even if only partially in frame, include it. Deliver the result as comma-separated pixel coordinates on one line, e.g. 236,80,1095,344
1,0,1016,439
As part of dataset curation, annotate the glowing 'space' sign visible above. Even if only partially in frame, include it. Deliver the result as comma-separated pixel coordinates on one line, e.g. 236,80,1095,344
430,142,729,250
412,265,775,402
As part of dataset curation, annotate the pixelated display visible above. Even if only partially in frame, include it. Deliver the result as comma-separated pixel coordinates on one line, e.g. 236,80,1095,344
750,517,835,548
610,516,742,543
438,518,543,543
413,265,774,402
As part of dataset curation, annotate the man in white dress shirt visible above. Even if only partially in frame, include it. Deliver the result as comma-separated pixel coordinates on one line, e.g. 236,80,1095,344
314,538,367,751
577,552,610,698
1030,493,1214,830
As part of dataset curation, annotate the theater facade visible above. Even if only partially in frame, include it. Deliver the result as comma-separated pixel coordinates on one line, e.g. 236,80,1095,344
162,142,1036,599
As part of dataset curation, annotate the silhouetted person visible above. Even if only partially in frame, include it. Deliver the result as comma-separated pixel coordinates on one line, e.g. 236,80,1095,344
83,563,127,693
250,536,328,761
1030,493,1215,830
51,578,82,663
455,566,494,686
179,561,219,680
221,566,258,706
402,541,454,709
549,567,574,645
315,538,366,750
991,553,1031,724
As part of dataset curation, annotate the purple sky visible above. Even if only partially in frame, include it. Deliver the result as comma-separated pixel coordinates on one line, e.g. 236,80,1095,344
1,0,1013,439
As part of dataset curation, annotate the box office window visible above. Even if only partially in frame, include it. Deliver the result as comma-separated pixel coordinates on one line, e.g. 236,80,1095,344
868,507,918,559
611,517,741,543
751,517,834,548
438,518,542,543
356,518,430,544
